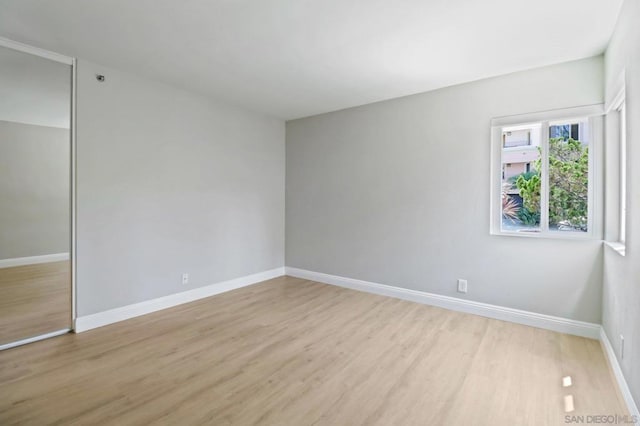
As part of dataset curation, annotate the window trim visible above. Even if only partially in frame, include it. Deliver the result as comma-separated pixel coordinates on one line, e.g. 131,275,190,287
490,104,604,239
605,82,627,253
618,100,627,245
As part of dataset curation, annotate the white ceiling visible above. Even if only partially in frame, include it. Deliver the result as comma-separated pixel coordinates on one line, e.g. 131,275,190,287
0,0,623,120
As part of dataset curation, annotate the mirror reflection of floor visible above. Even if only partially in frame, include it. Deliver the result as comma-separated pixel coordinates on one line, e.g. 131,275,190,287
0,261,70,345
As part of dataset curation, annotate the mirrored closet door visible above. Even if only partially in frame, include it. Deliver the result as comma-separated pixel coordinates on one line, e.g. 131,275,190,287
0,42,72,348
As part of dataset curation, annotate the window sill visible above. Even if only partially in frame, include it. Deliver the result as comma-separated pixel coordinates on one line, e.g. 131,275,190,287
604,241,626,257
490,229,596,241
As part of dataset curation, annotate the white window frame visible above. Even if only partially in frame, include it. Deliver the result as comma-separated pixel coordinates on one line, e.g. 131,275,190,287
618,100,627,244
490,104,604,239
605,83,627,254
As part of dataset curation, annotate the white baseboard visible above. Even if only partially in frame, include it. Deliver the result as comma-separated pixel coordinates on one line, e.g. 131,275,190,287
600,328,640,419
0,252,69,269
75,267,285,332
285,267,601,339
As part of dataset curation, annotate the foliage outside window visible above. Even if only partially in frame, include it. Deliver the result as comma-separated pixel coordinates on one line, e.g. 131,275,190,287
498,118,591,234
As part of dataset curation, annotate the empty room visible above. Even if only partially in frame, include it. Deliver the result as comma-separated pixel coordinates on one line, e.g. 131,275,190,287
0,0,638,424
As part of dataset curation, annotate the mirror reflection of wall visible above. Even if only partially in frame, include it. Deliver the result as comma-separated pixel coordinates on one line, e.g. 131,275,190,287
0,45,72,347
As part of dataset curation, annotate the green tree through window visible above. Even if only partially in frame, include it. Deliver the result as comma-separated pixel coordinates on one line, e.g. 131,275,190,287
515,137,588,231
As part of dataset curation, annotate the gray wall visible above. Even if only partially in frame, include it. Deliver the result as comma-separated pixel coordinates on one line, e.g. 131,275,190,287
286,56,604,323
602,0,640,407
0,46,71,129
0,120,69,259
76,60,285,316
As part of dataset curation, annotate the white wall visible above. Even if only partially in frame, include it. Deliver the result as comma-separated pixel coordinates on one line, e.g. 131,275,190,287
602,0,640,408
0,120,70,259
76,60,285,316
286,56,604,322
0,46,71,129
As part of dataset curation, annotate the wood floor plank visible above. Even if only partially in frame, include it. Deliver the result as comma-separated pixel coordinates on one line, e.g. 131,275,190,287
0,276,627,425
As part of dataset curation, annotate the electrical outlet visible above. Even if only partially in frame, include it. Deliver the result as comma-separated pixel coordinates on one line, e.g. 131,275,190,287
457,279,468,293
182,273,189,285
620,334,625,359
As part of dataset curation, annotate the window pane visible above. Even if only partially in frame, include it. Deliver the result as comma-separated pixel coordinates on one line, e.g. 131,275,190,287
548,120,589,232
501,125,541,232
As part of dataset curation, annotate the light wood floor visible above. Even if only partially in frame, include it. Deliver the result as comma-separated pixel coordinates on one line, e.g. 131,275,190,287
0,261,70,345
0,276,626,425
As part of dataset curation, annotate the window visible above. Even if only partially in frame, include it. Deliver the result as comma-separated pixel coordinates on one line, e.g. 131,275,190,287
490,105,603,238
608,87,626,247
549,123,580,140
